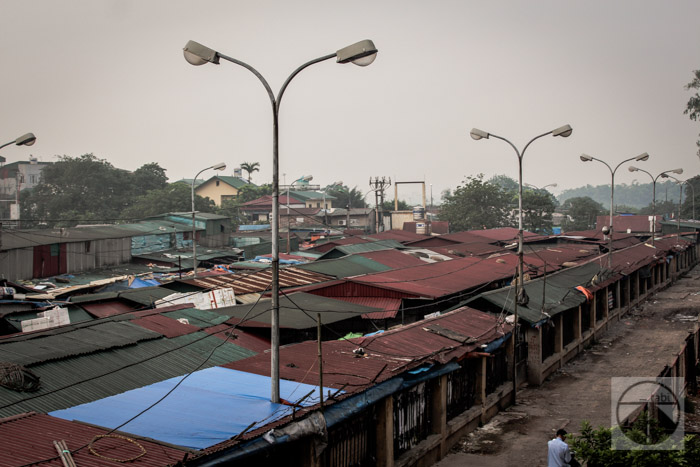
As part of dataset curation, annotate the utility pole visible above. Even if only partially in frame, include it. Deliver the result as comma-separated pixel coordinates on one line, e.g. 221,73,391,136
369,176,391,233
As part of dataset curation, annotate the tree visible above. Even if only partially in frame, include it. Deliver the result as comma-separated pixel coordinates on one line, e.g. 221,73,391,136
120,183,216,220
324,185,366,209
681,175,700,220
20,154,170,227
381,199,411,211
440,174,510,231
489,174,519,194
560,196,604,231
240,162,260,183
522,189,557,233
684,69,700,159
639,200,679,219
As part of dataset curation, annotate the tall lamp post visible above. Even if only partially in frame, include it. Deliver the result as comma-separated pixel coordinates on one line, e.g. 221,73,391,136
183,39,378,403
627,166,683,246
662,174,686,242
470,124,573,404
580,153,649,268
0,133,36,151
191,163,226,278
287,175,313,253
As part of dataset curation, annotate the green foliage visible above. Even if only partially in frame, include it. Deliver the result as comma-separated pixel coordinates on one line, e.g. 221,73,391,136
381,199,411,211
570,415,700,466
489,174,519,193
558,181,681,210
236,184,273,203
522,188,557,233
240,161,260,182
441,174,511,231
560,196,605,231
20,154,174,227
681,175,700,220
324,185,367,208
120,183,216,220
684,69,700,158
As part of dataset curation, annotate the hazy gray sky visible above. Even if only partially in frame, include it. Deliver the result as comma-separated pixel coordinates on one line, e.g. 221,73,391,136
2,0,699,205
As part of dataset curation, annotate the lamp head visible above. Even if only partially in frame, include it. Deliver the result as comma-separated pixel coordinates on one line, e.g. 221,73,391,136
671,168,684,175
336,40,378,66
552,124,573,138
183,40,220,66
470,128,489,140
16,133,36,146
212,162,226,171
635,152,650,162
580,154,593,162
628,166,639,172
300,175,313,182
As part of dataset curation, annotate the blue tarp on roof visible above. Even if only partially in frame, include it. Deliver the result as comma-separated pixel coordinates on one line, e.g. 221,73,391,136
129,278,161,288
238,224,271,231
49,366,334,449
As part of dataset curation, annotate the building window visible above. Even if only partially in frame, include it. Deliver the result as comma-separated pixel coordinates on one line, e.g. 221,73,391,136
85,241,91,252
216,180,220,186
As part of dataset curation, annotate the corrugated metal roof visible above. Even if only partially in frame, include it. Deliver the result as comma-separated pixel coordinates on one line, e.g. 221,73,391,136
365,230,428,243
440,230,503,244
349,255,517,299
296,255,392,278
130,314,201,338
173,266,332,295
215,293,382,329
323,297,404,320
0,321,161,366
0,412,188,467
79,301,136,318
465,227,538,242
224,306,510,394
431,241,508,258
0,332,256,417
356,250,427,269
317,239,405,260
596,215,662,233
305,236,372,253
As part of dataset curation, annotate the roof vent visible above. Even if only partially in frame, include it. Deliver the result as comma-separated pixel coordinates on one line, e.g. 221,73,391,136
0,362,41,392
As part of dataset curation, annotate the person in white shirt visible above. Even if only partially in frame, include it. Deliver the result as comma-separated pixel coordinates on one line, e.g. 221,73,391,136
548,428,572,467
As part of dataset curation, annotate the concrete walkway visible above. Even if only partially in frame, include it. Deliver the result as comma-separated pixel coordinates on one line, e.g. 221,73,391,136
434,268,700,467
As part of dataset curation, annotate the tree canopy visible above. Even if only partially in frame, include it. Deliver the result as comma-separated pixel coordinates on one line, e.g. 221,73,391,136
324,185,367,209
522,188,557,233
685,69,700,158
440,174,511,231
560,196,605,231
19,154,218,228
240,162,260,183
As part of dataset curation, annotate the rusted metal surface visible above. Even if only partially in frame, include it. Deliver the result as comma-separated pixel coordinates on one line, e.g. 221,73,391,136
356,250,426,269
0,412,188,466
177,267,333,295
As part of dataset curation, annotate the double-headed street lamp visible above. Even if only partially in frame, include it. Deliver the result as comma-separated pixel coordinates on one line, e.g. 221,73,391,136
662,173,690,242
627,166,683,246
287,175,313,253
580,152,649,268
0,133,36,151
183,39,378,403
191,163,226,278
524,182,557,191
470,124,572,404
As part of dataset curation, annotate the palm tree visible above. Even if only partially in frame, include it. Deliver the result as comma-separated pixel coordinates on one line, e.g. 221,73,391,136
240,162,260,183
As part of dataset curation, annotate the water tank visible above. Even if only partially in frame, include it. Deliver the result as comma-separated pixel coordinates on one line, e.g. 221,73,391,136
416,222,427,234
412,205,425,220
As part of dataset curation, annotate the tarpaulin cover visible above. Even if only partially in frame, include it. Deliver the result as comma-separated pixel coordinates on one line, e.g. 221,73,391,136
129,277,161,288
49,366,335,449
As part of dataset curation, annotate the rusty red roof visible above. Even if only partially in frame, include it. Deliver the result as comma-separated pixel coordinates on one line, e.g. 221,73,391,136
595,215,662,233
304,236,372,253
129,314,201,338
437,230,494,244
365,229,428,243
431,241,508,258
177,267,333,295
204,323,271,353
0,412,187,466
223,306,510,394
464,227,538,242
356,249,427,269
348,255,517,298
521,244,599,268
79,301,136,318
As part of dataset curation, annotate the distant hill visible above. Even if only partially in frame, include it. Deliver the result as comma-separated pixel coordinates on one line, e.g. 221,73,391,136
557,180,681,209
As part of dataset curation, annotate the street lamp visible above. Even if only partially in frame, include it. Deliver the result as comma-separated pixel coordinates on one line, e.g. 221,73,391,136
628,166,683,246
470,123,572,404
0,133,36,151
662,174,688,242
191,162,226,279
183,39,377,403
287,175,313,253
580,152,649,267
524,182,557,191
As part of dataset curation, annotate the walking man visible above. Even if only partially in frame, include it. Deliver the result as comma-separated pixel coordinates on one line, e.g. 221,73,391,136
547,428,572,467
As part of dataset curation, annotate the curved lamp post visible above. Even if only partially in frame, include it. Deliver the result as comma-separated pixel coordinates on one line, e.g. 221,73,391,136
287,175,313,253
628,166,683,245
191,162,226,278
524,182,557,191
470,124,572,404
580,152,649,268
0,133,36,151
183,39,377,403
661,174,689,242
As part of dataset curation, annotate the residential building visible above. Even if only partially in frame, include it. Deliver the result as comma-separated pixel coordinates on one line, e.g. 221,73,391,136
0,156,51,220
194,175,252,206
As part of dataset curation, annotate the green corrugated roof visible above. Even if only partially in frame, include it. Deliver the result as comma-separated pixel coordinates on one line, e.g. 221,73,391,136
68,286,173,306
0,332,256,417
466,262,603,324
296,255,391,278
317,239,405,260
213,176,250,190
0,321,161,366
163,308,231,327
289,190,335,201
